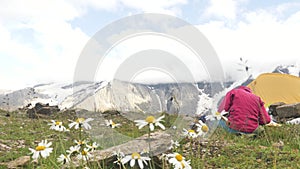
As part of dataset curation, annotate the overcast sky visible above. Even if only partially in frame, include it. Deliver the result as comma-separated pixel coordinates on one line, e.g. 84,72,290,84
1,0,300,90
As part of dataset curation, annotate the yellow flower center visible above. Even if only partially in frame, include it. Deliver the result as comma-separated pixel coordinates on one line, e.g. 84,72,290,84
131,152,141,159
145,116,155,123
81,150,87,155
175,154,183,162
215,112,221,116
111,121,116,126
55,121,61,125
35,145,46,151
188,129,195,133
76,118,85,123
202,125,209,132
78,141,85,145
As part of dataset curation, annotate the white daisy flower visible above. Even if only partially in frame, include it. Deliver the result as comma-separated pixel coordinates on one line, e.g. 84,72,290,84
74,139,87,147
113,149,125,166
57,154,71,165
134,115,165,131
105,119,121,128
29,140,53,160
159,153,168,161
121,152,151,169
86,142,99,152
182,128,198,139
195,120,209,137
77,148,93,161
205,111,228,121
141,148,149,155
66,145,80,156
167,153,191,169
113,149,125,158
168,140,180,150
48,120,67,132
69,118,94,130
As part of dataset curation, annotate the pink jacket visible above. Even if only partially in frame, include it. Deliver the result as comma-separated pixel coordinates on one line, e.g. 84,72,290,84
218,86,271,133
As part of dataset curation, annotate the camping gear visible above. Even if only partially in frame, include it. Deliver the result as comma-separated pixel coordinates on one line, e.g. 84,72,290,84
247,73,300,106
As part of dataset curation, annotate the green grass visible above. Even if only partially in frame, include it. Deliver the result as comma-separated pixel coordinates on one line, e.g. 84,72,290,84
0,109,299,169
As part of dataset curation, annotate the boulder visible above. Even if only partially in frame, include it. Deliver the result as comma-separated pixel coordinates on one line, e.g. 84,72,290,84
276,103,300,121
268,102,285,116
6,156,30,168
27,102,59,118
71,131,172,167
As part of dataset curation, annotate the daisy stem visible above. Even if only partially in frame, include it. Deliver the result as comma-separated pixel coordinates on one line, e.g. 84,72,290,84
86,157,92,168
58,133,66,153
79,126,82,140
121,162,127,169
40,158,44,168
49,158,60,169
148,127,156,169
189,138,194,158
148,127,151,155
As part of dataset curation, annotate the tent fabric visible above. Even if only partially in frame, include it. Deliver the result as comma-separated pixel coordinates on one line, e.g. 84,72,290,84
247,73,300,106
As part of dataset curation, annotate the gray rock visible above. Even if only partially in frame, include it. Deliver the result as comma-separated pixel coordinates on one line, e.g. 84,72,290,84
7,156,30,168
27,102,60,118
269,102,285,116
276,103,300,121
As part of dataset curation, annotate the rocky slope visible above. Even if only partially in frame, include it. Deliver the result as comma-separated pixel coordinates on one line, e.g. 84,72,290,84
0,80,228,115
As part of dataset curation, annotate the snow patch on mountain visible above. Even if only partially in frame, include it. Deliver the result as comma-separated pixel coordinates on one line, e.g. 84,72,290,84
272,64,300,77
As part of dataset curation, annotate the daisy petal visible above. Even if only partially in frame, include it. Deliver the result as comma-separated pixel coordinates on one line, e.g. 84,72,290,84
130,159,136,167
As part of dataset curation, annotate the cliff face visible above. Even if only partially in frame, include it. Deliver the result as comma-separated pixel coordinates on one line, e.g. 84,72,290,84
74,80,201,115
0,88,49,111
1,80,227,116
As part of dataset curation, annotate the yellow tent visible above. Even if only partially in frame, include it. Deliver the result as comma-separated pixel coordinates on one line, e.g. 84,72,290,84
247,73,300,106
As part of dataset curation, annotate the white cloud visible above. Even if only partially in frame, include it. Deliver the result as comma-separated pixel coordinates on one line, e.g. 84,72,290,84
1,0,300,89
66,0,119,13
95,34,208,83
204,0,238,20
120,0,187,16
0,0,80,22
198,7,300,80
275,2,300,16
0,0,90,89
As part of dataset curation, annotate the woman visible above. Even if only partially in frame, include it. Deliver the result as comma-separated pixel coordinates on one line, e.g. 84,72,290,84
218,86,271,134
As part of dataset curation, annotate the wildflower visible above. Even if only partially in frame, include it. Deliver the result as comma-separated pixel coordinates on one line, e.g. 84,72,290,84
141,148,149,155
182,128,198,138
105,119,121,128
134,115,165,131
48,120,67,132
57,154,71,165
167,153,191,169
195,120,209,137
113,149,125,166
66,145,80,156
205,111,228,121
74,139,86,147
77,148,93,161
29,140,53,160
69,118,93,130
168,140,180,150
121,152,151,169
159,153,168,161
86,142,99,152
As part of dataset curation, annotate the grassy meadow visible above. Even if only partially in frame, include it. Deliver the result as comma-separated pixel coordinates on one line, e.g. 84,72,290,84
0,109,299,169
